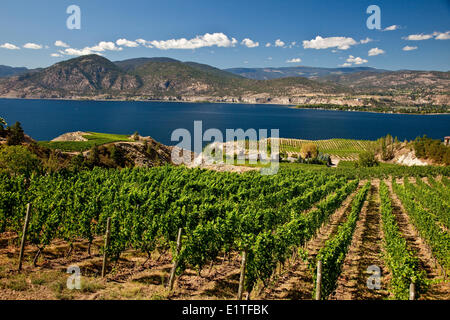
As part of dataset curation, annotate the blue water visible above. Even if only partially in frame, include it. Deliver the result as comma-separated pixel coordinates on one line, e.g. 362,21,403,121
0,99,449,145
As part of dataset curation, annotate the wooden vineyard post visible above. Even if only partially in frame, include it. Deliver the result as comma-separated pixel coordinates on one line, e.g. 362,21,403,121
168,228,183,292
18,203,32,271
101,217,111,278
237,250,247,300
315,260,322,300
409,282,415,300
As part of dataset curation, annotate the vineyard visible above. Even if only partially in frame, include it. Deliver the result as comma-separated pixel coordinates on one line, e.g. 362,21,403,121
0,166,449,300
269,138,376,159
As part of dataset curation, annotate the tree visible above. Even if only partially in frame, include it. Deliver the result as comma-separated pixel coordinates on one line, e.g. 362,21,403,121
355,151,379,168
300,143,318,159
0,145,41,177
6,121,25,146
88,144,100,166
110,145,125,167
43,151,62,173
0,117,6,137
378,134,395,161
69,153,86,171
132,131,140,141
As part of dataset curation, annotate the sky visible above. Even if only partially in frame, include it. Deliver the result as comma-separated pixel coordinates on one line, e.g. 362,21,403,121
0,0,449,70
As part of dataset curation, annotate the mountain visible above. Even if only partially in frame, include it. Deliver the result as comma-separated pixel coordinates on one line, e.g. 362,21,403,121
224,66,387,80
0,65,31,78
114,57,180,72
0,55,140,97
0,54,345,102
317,70,450,94
0,54,448,107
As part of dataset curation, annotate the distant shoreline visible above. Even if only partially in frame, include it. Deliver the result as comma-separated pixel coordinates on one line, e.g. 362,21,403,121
1,96,449,116
290,106,450,116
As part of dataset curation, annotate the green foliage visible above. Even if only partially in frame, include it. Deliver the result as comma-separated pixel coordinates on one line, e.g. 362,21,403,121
355,151,379,168
407,178,450,229
88,145,100,166
0,166,356,291
110,145,126,167
393,179,450,271
6,121,25,146
313,182,370,299
377,134,396,161
300,143,318,159
379,181,426,299
0,163,448,297
276,138,375,158
0,145,40,177
413,135,450,165
69,154,86,171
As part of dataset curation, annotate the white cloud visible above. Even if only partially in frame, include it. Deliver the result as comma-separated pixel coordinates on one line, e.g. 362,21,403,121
59,40,123,56
51,53,62,57
360,37,373,44
404,31,450,41
54,40,69,48
267,57,272,60
59,48,98,56
274,39,285,47
265,42,271,47
23,43,42,49
148,33,237,50
403,45,418,51
383,25,399,31
339,63,352,67
303,36,357,50
286,58,302,63
368,47,385,56
136,39,148,45
345,55,368,65
116,38,139,47
403,33,434,41
435,31,450,40
0,43,20,50
241,38,259,48
89,41,122,52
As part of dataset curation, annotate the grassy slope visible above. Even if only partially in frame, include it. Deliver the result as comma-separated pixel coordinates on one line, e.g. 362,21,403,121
38,132,132,152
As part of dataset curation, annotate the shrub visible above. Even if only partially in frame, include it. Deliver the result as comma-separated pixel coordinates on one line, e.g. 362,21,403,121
0,145,41,177
413,135,450,165
110,145,126,167
88,144,100,166
69,153,86,171
355,151,379,168
377,134,396,161
6,121,25,146
300,143,318,159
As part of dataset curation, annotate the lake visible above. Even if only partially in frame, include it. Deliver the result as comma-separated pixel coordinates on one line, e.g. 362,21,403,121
0,99,449,145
